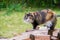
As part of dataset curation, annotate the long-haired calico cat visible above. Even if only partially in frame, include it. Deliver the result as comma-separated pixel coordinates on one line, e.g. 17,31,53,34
24,9,57,32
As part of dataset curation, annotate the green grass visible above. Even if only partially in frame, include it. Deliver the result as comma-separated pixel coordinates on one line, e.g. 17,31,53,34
0,11,32,38
0,8,60,38
56,18,60,28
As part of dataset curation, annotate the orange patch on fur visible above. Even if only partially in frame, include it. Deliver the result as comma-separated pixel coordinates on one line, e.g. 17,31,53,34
46,10,53,21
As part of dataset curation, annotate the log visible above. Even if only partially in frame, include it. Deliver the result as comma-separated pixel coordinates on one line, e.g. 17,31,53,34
8,28,60,40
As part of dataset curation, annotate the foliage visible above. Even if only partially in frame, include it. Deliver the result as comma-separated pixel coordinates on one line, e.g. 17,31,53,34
0,0,60,11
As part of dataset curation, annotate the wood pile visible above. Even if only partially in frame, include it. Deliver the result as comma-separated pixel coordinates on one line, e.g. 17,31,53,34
0,28,60,40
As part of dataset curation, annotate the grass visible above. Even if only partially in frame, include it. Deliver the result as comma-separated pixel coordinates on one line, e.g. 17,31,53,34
0,11,32,38
56,18,60,28
0,8,60,38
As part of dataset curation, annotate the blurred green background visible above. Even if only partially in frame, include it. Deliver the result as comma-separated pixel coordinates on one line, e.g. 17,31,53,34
0,0,60,38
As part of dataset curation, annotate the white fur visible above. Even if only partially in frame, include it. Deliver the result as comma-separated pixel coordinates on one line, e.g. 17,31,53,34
38,21,52,30
44,21,52,28
24,17,33,23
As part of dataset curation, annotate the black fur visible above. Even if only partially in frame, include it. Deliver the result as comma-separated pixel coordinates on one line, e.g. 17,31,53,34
32,20,39,29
